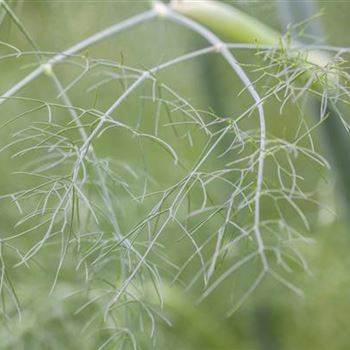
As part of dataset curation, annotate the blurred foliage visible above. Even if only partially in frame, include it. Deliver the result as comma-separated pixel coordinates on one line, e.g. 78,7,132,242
0,1,349,349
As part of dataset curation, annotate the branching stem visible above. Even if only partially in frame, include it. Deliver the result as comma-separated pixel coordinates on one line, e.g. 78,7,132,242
166,6,269,270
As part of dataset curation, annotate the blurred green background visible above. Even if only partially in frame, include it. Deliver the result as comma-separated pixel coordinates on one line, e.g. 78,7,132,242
0,1,350,349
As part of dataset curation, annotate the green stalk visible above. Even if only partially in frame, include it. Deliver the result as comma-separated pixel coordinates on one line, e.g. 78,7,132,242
171,0,336,89
171,0,280,45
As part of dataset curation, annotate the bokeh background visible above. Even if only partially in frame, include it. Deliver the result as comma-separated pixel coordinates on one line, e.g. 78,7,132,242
0,1,350,349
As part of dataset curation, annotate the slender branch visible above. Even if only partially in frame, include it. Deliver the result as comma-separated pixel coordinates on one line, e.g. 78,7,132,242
0,10,156,104
74,46,218,168
165,4,269,270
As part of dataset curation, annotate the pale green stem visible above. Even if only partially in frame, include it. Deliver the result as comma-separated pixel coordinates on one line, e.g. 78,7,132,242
171,0,337,89
163,4,269,270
